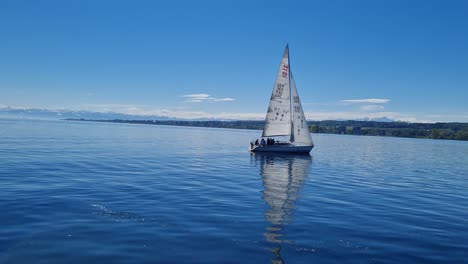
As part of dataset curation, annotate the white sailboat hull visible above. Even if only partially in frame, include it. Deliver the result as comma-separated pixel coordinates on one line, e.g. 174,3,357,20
250,144,313,154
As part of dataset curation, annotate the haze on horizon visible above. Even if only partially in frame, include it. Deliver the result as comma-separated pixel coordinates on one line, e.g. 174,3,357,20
1,0,467,123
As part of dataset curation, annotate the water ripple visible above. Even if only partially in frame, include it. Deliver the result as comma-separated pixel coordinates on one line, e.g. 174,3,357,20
1,120,467,263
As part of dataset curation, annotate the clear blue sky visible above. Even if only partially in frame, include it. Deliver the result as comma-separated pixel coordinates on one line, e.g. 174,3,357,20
1,0,467,122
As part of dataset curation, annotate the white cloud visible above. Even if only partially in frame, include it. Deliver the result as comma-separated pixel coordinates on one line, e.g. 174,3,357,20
182,94,235,103
341,98,390,104
213,98,236,102
183,94,210,99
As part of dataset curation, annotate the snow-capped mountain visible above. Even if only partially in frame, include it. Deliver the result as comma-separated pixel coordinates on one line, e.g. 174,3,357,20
0,106,172,120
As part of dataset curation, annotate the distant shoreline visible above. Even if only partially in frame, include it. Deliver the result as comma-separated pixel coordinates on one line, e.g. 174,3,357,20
66,119,468,141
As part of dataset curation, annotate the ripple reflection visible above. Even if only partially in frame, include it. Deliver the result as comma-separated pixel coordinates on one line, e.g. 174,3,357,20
252,153,312,264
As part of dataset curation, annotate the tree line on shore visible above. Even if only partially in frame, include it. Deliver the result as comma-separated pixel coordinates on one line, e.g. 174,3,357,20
68,119,468,141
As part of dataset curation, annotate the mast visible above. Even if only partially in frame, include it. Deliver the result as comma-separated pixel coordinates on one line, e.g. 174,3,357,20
288,45,295,143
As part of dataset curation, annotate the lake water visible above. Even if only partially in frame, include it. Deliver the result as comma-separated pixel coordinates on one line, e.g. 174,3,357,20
1,119,467,263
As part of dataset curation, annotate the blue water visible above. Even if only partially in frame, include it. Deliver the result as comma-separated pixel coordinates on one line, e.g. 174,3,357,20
1,119,467,263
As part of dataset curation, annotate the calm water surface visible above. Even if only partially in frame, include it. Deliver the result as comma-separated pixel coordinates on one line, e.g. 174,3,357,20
1,119,467,263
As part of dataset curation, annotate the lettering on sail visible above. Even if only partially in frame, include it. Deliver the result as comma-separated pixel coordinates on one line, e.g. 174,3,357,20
282,64,289,78
296,119,305,135
274,83,285,98
273,107,287,121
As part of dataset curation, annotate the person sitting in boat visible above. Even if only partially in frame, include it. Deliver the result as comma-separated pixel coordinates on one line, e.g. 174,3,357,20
255,139,259,146
261,138,266,145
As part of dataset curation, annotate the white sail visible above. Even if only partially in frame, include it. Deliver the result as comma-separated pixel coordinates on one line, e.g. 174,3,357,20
262,46,291,137
290,72,313,146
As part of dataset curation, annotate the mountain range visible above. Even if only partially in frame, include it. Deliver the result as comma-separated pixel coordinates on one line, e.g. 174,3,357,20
0,106,395,122
0,106,172,121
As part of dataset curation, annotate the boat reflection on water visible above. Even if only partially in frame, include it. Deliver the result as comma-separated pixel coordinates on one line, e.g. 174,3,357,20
251,153,312,264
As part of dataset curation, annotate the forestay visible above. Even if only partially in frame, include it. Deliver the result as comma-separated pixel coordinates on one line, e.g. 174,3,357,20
262,46,291,137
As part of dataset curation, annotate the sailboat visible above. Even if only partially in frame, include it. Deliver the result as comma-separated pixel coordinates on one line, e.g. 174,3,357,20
250,45,314,153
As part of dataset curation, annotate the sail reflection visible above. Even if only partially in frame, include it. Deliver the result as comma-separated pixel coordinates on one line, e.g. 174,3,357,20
252,153,312,264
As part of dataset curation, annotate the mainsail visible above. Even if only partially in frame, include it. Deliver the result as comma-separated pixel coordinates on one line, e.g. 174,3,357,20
291,73,313,146
262,46,291,137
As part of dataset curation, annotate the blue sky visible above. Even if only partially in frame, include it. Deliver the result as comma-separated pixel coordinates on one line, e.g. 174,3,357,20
1,0,467,122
